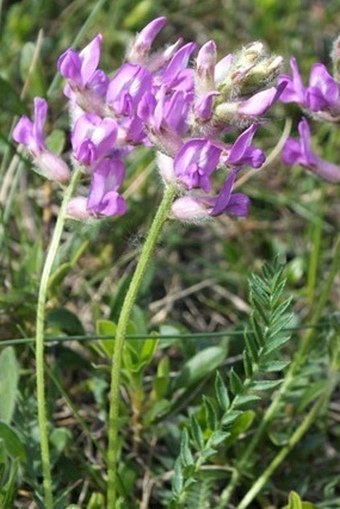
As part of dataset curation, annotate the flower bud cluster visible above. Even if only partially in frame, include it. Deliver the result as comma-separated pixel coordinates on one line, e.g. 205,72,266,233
13,17,286,221
279,41,340,183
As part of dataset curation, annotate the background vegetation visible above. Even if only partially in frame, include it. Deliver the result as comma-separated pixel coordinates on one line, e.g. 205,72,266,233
0,0,339,507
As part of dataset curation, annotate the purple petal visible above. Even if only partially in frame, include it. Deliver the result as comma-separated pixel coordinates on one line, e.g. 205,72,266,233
211,170,237,216
107,64,152,114
215,54,233,84
12,116,35,149
196,40,217,77
194,92,219,120
282,118,340,182
281,137,302,165
224,193,250,216
137,17,167,47
174,139,221,191
58,49,82,84
95,190,127,216
306,63,339,110
298,118,317,165
239,83,286,116
128,17,167,63
87,158,126,215
88,69,109,97
79,34,103,86
33,98,48,148
227,124,257,162
162,42,197,86
72,114,117,165
12,97,47,155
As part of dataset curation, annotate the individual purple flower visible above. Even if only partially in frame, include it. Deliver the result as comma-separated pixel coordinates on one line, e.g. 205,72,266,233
223,124,265,168
58,34,103,91
139,85,192,137
279,57,340,113
238,82,287,116
282,118,340,183
159,42,197,92
106,64,153,117
174,139,222,191
172,170,250,220
127,17,167,64
71,114,117,167
214,82,286,125
87,158,127,216
12,97,70,182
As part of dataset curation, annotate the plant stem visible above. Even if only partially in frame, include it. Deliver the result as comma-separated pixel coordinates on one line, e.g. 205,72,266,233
35,167,81,509
106,184,177,508
218,237,340,508
236,383,334,509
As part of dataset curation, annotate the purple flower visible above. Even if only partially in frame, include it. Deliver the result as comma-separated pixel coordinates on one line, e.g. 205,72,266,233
279,57,339,113
224,124,265,168
71,114,117,166
58,34,103,91
106,64,153,117
174,139,222,191
87,158,127,216
172,170,250,220
13,97,47,156
282,118,340,183
238,82,287,116
159,42,196,92
12,97,70,182
139,85,192,136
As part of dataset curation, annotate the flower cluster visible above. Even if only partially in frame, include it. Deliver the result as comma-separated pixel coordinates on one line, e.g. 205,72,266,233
13,17,286,220
279,43,340,183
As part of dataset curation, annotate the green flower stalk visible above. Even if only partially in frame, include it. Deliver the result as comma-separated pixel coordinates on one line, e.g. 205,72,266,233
106,184,177,507
35,167,82,509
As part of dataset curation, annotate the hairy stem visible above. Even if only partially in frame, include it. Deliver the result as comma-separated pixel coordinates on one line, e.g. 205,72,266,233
218,237,340,508
36,167,81,509
106,184,176,508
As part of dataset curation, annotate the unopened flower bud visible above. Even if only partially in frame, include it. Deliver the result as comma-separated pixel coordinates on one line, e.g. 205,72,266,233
239,41,266,65
195,40,217,95
127,17,167,64
36,151,70,182
240,55,284,95
67,197,92,220
172,196,209,221
156,151,175,183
